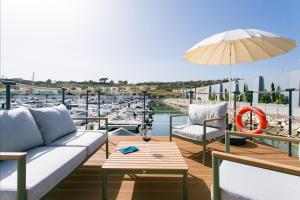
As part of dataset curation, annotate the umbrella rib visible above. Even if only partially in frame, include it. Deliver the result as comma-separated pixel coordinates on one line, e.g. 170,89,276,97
238,40,255,62
219,42,227,65
261,37,290,53
193,43,215,64
206,42,223,64
246,38,273,58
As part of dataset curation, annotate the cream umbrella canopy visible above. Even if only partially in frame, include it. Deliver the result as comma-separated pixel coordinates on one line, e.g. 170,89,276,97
184,29,296,125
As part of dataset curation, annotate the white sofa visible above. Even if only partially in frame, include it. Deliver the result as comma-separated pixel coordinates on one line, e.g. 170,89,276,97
0,105,108,200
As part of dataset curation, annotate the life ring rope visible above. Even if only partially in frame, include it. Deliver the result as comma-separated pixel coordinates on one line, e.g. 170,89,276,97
236,106,268,134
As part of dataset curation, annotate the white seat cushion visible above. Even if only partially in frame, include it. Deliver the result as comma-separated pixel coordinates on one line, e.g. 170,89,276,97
219,160,300,200
0,146,87,200
172,124,224,142
49,130,107,156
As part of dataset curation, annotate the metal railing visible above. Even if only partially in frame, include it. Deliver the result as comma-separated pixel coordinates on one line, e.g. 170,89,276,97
1,81,299,156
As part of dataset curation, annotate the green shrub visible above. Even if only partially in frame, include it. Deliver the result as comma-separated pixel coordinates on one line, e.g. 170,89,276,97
258,93,271,103
275,94,288,104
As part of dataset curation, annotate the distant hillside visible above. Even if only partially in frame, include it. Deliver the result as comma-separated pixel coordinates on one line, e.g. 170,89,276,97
1,78,229,90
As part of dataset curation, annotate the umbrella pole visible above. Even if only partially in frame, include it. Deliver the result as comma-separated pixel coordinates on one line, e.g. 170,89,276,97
228,42,232,130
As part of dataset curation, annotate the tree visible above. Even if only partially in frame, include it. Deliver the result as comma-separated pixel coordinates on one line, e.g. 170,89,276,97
209,92,217,101
275,94,288,104
99,78,108,84
220,94,224,101
46,79,52,84
258,92,271,103
224,89,229,101
243,84,252,102
271,82,277,102
118,80,128,85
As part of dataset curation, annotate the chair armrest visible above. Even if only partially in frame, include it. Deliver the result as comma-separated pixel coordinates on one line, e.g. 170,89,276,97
72,117,109,130
203,115,227,123
169,114,188,128
211,151,300,200
0,152,27,160
169,114,189,119
0,152,27,200
169,114,188,141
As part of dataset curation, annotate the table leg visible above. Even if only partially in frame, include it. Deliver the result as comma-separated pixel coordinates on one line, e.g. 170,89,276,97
183,171,188,200
102,170,107,200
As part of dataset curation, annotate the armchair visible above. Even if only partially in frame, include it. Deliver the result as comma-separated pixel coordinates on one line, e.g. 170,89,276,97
169,103,228,165
211,131,300,200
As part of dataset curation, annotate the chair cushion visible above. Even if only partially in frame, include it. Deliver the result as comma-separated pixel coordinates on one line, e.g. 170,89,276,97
0,107,43,152
219,160,300,200
172,124,224,141
0,146,87,200
29,104,77,145
49,130,107,156
188,103,227,129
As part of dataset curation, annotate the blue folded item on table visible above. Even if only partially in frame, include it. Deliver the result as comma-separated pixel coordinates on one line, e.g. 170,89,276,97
119,146,139,154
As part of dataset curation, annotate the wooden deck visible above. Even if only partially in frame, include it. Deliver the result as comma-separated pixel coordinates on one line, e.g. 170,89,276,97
46,136,300,200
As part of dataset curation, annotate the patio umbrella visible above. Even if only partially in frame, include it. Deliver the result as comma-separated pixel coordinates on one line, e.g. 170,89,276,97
184,28,296,124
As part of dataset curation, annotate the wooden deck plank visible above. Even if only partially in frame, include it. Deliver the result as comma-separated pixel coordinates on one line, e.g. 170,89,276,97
46,136,299,200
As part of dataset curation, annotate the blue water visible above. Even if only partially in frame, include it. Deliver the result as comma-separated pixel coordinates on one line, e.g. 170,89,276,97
151,113,188,136
259,138,299,156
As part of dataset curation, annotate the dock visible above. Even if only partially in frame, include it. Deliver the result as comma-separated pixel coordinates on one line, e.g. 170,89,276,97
45,136,300,200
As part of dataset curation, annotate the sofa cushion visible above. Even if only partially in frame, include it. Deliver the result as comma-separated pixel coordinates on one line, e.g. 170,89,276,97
218,160,300,200
172,124,224,141
29,104,77,145
49,130,107,156
188,103,227,129
0,146,87,200
0,107,43,152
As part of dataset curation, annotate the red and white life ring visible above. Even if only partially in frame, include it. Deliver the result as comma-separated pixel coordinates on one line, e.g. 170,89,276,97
236,106,268,134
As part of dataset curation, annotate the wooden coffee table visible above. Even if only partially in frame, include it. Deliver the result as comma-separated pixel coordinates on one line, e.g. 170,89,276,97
102,141,188,200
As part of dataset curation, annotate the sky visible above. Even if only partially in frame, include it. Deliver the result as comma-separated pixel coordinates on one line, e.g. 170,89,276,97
0,0,299,83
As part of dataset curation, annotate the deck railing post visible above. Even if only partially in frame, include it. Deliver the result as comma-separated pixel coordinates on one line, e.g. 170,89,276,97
96,90,101,129
202,122,207,165
189,90,194,104
5,83,11,110
1,80,16,110
249,91,253,130
142,90,147,128
86,90,90,130
225,132,230,153
61,87,67,105
233,91,237,131
195,88,197,102
286,88,295,157
169,116,172,142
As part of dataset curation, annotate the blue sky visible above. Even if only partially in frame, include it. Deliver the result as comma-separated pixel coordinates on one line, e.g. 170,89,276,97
0,0,299,83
